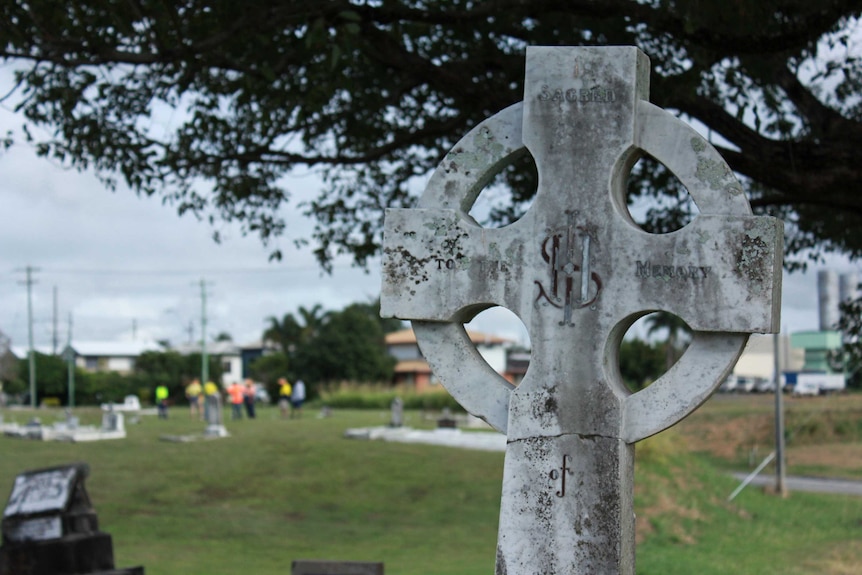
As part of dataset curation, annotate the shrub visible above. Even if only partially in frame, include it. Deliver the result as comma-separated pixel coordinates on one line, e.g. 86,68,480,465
318,382,464,412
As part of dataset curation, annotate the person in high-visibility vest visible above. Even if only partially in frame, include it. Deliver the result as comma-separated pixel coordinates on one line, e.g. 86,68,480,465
185,379,203,420
227,381,245,420
204,380,218,397
203,380,220,422
277,378,292,419
155,384,169,419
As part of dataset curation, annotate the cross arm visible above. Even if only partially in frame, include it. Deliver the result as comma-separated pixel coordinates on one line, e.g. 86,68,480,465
608,214,783,334
380,208,528,323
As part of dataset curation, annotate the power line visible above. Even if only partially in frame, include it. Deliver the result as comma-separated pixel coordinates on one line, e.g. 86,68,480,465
41,264,327,276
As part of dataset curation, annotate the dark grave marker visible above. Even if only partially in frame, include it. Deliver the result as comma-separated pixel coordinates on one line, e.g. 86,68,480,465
0,463,143,575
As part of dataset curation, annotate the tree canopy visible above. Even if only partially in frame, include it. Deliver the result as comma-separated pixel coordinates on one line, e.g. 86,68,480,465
0,1,860,269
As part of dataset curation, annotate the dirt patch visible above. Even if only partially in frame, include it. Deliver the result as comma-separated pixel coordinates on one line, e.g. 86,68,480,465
787,444,862,474
799,539,862,575
674,394,862,464
676,411,773,460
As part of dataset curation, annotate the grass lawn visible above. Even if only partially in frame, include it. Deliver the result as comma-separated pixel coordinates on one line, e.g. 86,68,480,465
0,401,860,574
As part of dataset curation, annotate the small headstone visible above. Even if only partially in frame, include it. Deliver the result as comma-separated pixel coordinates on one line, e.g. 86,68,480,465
0,463,143,575
291,560,383,575
436,407,456,429
101,412,124,434
64,410,79,430
389,398,403,428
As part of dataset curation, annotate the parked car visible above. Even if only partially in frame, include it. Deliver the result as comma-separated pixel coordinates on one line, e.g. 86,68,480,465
736,377,756,393
718,375,738,393
754,378,775,393
253,383,271,404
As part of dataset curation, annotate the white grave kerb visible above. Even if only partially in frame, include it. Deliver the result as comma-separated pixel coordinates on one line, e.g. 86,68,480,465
381,46,782,575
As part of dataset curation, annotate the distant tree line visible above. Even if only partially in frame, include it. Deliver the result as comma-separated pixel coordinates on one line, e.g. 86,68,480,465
0,306,687,407
254,300,401,401
0,350,222,407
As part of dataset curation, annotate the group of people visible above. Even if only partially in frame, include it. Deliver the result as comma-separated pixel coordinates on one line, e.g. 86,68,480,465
226,379,260,420
181,378,220,421
277,377,306,419
168,377,306,420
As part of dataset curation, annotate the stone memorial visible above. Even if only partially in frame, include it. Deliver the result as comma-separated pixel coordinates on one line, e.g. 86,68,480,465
0,463,143,574
101,410,124,434
436,406,457,429
381,46,782,575
203,393,228,438
389,397,404,428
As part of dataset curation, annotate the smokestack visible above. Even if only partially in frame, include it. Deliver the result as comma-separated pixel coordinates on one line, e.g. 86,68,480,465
818,270,840,330
840,273,859,305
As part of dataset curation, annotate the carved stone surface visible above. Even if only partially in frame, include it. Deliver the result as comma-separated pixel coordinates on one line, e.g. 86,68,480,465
381,46,782,575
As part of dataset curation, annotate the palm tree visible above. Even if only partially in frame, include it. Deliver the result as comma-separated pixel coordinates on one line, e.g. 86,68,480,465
263,313,303,355
296,304,328,343
645,312,692,370
263,304,329,356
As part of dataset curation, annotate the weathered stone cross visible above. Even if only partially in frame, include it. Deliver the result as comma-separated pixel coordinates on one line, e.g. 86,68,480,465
381,47,782,575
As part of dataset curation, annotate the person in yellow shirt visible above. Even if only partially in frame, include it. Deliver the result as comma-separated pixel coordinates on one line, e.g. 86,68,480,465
203,380,219,422
204,380,218,397
277,378,292,419
185,378,203,420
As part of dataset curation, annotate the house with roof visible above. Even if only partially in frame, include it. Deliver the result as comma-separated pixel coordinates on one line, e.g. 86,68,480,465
385,328,521,392
64,341,164,374
172,340,268,387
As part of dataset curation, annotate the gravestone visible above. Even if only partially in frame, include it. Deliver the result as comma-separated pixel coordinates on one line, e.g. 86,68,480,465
101,411,124,434
436,407,456,429
389,398,403,428
291,560,383,575
0,463,143,574
381,46,782,575
66,415,79,430
203,394,228,438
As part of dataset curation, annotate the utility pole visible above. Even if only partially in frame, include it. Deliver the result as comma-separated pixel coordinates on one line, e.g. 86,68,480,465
52,285,58,355
186,320,194,345
774,331,787,496
66,313,75,409
17,266,40,409
198,279,213,385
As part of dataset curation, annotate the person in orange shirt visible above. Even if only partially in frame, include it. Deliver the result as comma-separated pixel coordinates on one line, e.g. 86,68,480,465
227,381,244,420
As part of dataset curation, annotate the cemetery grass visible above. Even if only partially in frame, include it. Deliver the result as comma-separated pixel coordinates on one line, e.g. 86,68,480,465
0,403,859,574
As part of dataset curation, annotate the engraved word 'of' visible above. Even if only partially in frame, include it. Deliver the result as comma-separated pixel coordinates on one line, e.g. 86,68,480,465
548,454,574,498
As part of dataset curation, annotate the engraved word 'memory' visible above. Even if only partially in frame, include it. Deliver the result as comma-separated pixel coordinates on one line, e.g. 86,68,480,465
636,260,711,280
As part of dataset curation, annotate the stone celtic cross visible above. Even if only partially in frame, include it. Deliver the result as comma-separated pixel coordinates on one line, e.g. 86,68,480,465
380,47,782,575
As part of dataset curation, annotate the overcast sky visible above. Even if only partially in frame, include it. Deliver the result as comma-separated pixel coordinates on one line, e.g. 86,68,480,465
0,80,856,353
